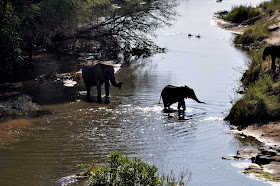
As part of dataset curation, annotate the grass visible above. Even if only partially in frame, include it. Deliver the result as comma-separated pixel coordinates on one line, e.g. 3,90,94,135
225,49,280,127
224,5,260,23
260,0,280,14
234,21,270,47
222,0,280,126
76,152,191,185
243,166,280,182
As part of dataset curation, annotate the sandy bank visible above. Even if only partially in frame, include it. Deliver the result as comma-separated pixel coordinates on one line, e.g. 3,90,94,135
241,122,280,147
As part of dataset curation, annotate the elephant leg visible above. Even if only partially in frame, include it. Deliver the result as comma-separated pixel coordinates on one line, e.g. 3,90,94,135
96,84,102,103
105,81,110,104
105,81,110,98
85,83,92,102
178,100,186,111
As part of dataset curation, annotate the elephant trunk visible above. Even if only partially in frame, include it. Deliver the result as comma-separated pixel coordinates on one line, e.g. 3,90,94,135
194,98,205,104
109,73,122,89
192,94,205,104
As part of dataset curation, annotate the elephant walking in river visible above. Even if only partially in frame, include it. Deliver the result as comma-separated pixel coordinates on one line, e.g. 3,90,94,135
160,85,205,111
82,62,122,103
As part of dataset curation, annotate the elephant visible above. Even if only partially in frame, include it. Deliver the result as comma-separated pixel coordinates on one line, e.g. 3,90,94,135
262,45,280,73
82,61,122,103
160,85,205,111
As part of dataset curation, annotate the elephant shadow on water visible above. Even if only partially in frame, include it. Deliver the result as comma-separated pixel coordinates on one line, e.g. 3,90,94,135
159,85,206,121
163,107,206,121
82,61,122,103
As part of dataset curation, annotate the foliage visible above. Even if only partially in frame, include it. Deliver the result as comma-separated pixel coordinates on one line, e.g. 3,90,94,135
234,21,270,47
240,49,264,87
260,0,280,14
77,152,190,185
0,95,40,119
0,1,22,72
225,49,280,126
224,5,260,23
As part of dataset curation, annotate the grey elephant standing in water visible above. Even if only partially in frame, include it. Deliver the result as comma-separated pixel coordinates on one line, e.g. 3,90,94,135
160,85,205,111
82,62,122,103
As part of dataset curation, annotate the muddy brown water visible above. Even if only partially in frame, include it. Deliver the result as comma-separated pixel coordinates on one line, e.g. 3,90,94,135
0,0,271,185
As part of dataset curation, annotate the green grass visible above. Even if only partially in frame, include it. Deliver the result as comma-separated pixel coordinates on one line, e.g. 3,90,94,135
260,0,280,14
224,5,260,23
234,21,270,46
225,49,280,127
77,152,190,185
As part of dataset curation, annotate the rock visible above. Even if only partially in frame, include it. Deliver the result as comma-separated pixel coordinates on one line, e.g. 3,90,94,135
235,149,258,160
254,155,272,165
222,156,235,160
259,146,279,156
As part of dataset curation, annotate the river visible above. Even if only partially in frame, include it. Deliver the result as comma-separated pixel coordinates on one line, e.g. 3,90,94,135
0,0,271,185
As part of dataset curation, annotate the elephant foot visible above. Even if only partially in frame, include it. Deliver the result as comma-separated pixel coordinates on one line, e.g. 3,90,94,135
104,96,110,104
86,96,93,103
118,82,123,89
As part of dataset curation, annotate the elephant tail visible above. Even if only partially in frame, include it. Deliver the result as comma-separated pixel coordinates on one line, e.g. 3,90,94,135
158,95,162,104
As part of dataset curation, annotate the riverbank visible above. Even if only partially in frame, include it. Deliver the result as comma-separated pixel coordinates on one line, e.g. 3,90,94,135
217,1,280,183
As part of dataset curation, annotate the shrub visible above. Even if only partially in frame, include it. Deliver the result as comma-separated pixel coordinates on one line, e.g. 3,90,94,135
241,49,264,87
225,74,280,126
0,95,40,119
260,0,280,14
77,152,190,185
234,22,270,46
224,5,260,23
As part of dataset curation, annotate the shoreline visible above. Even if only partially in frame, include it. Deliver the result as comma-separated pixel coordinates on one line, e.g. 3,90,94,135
214,9,280,183
241,122,280,147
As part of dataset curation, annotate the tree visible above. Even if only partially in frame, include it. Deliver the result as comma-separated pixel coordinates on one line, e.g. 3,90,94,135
73,0,177,60
0,1,22,72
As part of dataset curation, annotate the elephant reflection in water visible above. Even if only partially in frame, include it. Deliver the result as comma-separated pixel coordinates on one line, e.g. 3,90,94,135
82,61,122,103
262,45,280,73
160,85,205,111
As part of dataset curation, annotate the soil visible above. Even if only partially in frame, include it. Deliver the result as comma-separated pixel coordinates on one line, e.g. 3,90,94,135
241,122,280,147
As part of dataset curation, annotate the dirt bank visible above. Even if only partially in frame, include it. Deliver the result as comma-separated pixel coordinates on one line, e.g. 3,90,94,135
241,122,280,147
216,7,280,183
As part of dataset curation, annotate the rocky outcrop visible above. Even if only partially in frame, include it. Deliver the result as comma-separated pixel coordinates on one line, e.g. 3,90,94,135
252,146,280,165
223,146,280,182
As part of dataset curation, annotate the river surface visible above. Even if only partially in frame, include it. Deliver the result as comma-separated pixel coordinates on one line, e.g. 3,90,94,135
0,0,272,185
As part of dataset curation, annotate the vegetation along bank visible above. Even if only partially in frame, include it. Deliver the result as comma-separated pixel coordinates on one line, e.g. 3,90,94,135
218,0,280,182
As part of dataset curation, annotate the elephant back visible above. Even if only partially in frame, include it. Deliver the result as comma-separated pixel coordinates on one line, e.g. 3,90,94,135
161,85,184,103
82,63,99,86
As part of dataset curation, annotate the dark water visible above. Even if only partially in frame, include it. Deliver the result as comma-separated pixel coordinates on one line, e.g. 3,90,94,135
0,0,272,185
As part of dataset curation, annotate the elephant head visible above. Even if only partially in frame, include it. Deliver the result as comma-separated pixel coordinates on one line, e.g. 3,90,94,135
182,86,205,104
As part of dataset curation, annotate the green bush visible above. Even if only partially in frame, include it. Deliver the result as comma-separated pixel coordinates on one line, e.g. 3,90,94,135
77,152,189,185
0,2,22,72
234,21,270,46
224,5,260,23
260,0,280,14
226,74,280,126
241,49,264,87
0,95,40,118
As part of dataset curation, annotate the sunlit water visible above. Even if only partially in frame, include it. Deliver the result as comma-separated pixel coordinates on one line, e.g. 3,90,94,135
0,0,272,185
